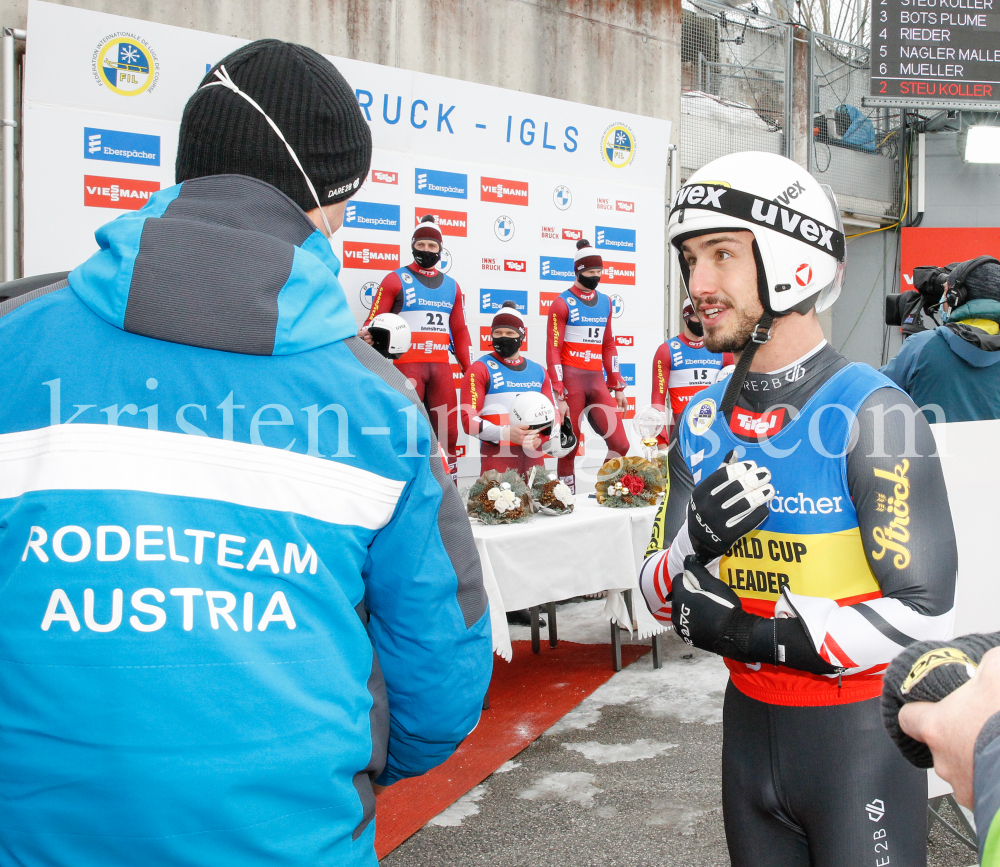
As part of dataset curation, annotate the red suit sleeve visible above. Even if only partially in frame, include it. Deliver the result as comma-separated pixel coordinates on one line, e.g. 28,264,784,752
546,298,569,397
461,360,491,437
449,283,473,373
723,351,736,367
651,342,672,446
602,310,626,391
363,271,403,325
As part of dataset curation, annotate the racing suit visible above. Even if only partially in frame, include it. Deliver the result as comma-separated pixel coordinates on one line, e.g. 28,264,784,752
364,263,473,474
546,284,628,489
651,333,733,444
640,340,957,867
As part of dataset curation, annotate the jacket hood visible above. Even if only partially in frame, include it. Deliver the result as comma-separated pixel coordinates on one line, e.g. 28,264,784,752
68,174,357,356
939,323,1000,367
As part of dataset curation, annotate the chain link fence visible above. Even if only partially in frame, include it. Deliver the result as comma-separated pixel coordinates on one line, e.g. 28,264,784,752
810,33,903,221
679,3,903,224
680,0,791,177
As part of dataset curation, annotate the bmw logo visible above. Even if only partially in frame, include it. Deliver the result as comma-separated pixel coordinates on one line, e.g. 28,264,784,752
359,281,378,309
494,216,515,242
553,185,572,210
439,247,453,273
611,294,625,318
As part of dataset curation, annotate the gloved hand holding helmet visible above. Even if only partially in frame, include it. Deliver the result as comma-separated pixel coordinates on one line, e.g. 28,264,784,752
508,391,555,449
368,313,411,360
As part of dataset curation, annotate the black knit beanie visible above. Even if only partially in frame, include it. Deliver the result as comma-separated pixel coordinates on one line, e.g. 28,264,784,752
175,40,372,211
965,262,1000,303
882,631,1000,768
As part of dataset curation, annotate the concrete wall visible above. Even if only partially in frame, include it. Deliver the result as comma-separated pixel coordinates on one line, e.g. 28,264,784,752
1,0,681,125
832,131,1000,367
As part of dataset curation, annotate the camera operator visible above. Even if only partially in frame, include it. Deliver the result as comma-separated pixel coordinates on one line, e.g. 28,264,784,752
881,256,1000,422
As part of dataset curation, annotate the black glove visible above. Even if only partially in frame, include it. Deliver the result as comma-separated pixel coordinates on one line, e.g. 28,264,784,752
687,450,774,564
882,631,1000,768
671,557,839,673
672,556,761,661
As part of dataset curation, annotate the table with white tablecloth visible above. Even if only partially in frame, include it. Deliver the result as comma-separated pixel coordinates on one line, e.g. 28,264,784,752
471,496,666,666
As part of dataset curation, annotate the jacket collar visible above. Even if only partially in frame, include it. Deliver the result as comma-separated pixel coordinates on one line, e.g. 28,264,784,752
68,175,357,356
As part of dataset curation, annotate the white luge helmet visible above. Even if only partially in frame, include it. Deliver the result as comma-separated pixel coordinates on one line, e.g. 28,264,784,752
510,391,556,436
668,152,846,315
542,416,578,458
368,313,411,359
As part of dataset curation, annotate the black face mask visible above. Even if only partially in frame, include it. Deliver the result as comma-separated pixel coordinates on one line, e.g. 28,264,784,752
685,317,704,338
412,248,440,270
492,336,522,358
578,274,601,291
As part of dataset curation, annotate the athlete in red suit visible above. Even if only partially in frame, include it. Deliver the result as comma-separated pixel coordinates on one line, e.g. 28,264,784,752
651,298,734,445
546,239,629,492
462,303,558,476
359,216,472,475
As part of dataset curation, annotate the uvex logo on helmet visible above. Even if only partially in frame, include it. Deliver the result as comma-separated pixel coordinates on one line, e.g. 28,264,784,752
670,183,845,259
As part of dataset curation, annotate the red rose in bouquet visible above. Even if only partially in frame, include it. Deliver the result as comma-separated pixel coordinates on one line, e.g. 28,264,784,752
622,474,645,495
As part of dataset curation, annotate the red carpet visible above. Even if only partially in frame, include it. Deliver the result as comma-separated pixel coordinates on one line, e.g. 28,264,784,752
375,639,651,858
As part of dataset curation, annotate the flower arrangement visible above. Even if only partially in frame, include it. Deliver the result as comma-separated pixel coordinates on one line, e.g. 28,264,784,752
467,469,533,524
527,467,575,515
595,456,667,508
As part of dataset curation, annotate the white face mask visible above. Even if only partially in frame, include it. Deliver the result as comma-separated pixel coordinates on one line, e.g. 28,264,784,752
201,65,334,237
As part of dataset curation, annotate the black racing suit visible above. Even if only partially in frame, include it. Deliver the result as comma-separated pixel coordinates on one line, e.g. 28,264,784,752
641,341,958,867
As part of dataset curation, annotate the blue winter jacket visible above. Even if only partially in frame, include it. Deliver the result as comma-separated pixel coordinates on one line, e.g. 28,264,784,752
881,321,1000,422
0,175,492,867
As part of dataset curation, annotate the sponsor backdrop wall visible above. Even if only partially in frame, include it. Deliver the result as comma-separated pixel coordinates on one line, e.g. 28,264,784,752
22,0,669,478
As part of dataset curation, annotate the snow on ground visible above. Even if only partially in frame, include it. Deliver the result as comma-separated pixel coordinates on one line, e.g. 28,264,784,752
494,760,520,773
564,739,677,765
516,771,600,807
427,785,486,827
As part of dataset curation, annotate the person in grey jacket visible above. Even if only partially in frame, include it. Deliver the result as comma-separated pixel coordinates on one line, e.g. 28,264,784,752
881,257,1000,422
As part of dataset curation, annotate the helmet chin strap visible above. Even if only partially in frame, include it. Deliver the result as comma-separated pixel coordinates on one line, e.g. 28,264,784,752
719,313,774,419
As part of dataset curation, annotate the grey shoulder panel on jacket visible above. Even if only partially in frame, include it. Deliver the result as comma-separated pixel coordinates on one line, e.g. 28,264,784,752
344,336,488,629
0,278,70,320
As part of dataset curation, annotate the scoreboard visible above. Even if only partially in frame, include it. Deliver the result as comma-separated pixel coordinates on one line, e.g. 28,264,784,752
868,0,1000,107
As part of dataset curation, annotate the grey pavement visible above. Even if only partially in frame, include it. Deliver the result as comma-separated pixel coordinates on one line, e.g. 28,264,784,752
383,602,977,867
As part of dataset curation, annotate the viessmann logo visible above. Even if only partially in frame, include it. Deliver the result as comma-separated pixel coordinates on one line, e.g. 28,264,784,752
84,175,160,210
481,177,529,205
602,261,636,285
342,242,400,269
415,208,467,237
92,33,159,96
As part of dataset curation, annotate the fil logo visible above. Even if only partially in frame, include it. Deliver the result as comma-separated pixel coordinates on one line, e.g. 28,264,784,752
562,228,582,241
504,260,526,273
372,170,398,184
616,200,635,212
866,800,885,823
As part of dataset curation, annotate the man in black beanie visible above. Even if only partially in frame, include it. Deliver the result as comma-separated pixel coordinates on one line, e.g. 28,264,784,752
882,256,1000,422
0,39,491,867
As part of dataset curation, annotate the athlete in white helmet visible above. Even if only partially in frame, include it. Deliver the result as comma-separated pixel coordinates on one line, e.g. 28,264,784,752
639,152,957,866
461,302,559,476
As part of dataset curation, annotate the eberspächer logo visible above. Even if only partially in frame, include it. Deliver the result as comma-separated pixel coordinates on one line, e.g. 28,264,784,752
92,34,159,96
601,123,636,169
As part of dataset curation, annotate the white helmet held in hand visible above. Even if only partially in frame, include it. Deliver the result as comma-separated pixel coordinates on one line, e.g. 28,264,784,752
368,313,411,359
668,152,846,315
542,416,578,458
510,391,556,436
